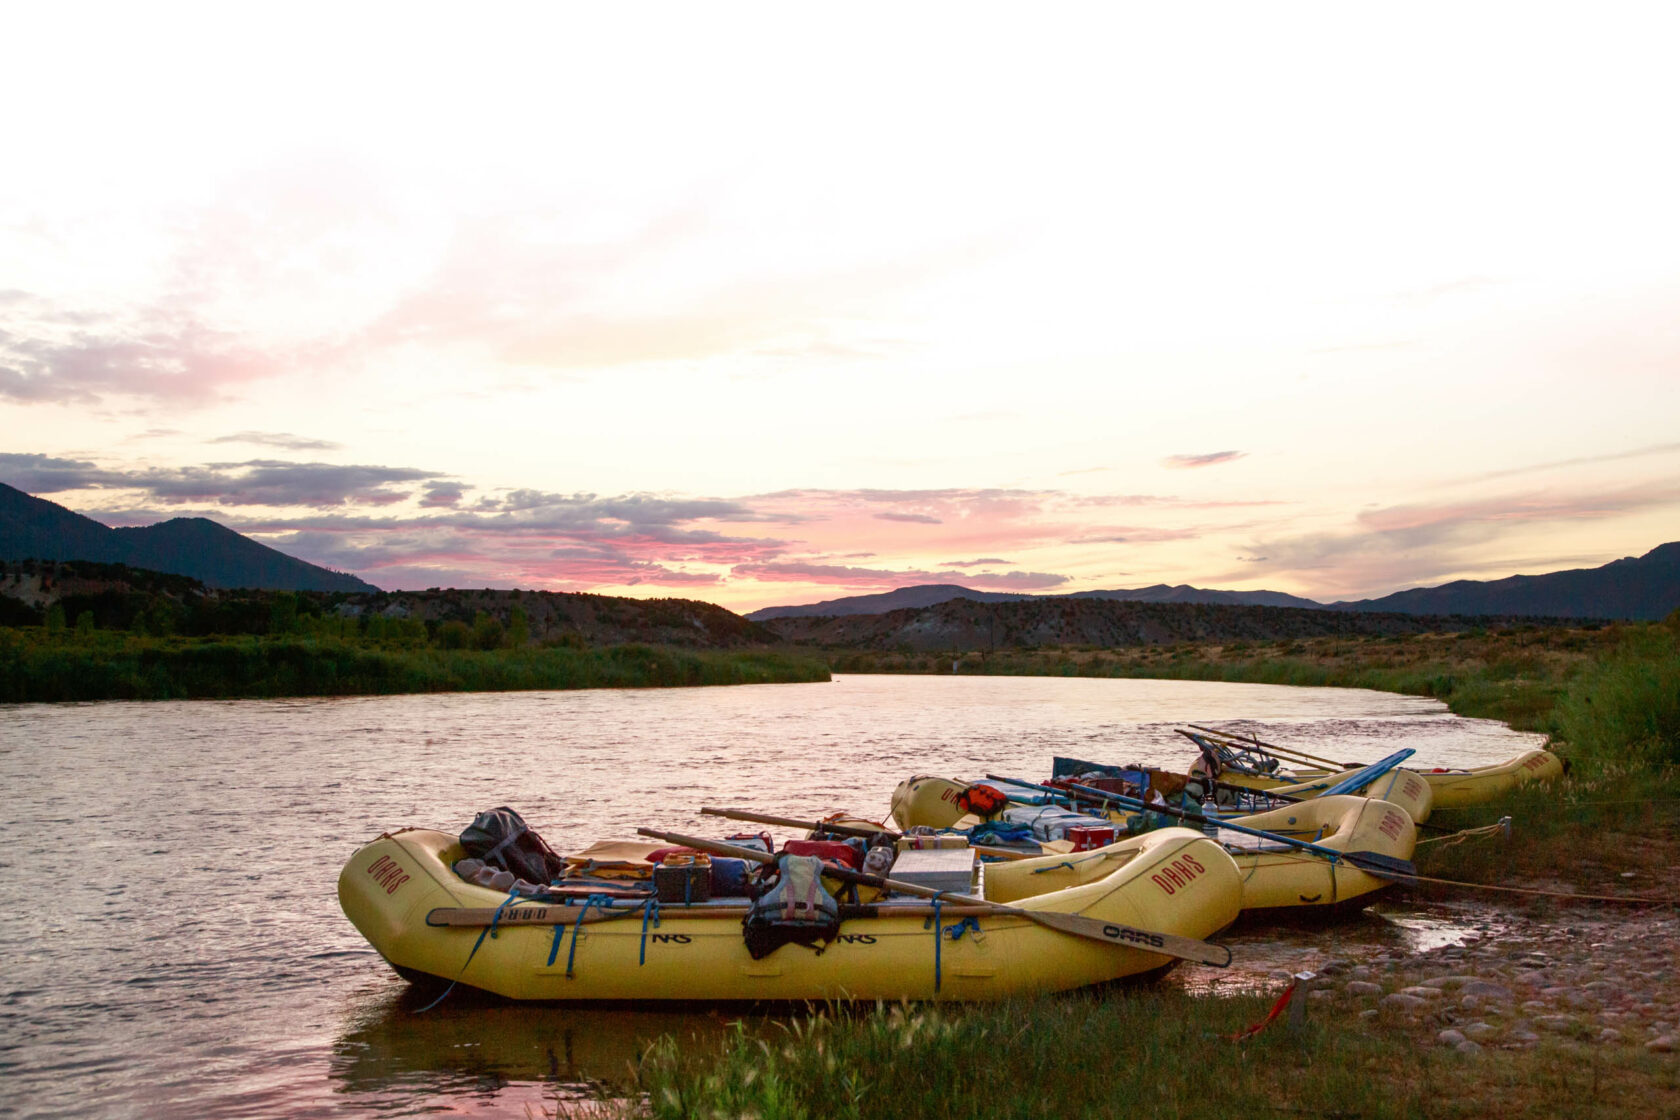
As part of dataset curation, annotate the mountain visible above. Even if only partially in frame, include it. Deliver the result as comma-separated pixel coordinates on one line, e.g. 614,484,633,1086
746,582,1321,621
1328,543,1680,620
760,595,1568,652
0,483,377,592
746,584,1033,620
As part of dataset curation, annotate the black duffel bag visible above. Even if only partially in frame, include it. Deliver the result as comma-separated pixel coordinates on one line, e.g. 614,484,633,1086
460,806,565,884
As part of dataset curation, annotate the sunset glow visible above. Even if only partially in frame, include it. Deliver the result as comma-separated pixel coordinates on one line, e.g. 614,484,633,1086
4,5,1678,610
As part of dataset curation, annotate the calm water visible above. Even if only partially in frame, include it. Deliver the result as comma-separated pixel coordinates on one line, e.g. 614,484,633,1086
0,675,1542,1118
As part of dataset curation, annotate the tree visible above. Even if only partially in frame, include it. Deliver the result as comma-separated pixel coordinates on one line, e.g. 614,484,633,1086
507,606,531,648
45,604,66,634
471,611,505,651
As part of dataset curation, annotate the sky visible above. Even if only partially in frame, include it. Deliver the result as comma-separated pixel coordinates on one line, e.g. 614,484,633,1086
3,4,1678,612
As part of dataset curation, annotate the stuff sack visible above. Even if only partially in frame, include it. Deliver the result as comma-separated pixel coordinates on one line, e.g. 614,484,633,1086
460,806,566,885
742,854,841,960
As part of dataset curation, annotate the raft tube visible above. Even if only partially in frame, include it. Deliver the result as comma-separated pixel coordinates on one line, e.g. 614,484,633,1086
338,825,1242,1002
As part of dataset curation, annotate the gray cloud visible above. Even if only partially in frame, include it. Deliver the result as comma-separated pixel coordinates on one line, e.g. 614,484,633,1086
209,431,344,451
940,557,1013,566
874,511,942,524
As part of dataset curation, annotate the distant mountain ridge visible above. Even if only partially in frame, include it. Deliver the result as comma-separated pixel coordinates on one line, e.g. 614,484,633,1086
748,542,1680,623
1330,542,1680,620
748,582,1326,621
0,483,376,592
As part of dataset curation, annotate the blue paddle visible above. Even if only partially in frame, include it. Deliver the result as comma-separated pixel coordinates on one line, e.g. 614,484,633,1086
985,774,1417,879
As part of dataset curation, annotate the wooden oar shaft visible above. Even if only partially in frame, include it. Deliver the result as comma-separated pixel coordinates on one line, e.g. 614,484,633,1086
427,902,999,927
635,827,1231,967
700,806,1034,861
701,806,895,839
1187,725,1351,770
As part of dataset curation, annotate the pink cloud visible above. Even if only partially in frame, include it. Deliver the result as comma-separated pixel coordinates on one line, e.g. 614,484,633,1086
1163,450,1246,470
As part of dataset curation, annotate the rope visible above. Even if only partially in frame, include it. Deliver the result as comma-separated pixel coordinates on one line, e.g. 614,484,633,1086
416,888,526,1013
926,896,945,993
564,893,614,978
638,898,661,966
1417,819,1510,848
1396,872,1680,905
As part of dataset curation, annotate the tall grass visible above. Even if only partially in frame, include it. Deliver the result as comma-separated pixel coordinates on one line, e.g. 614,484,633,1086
560,993,1679,1120
1551,625,1680,767
0,631,829,702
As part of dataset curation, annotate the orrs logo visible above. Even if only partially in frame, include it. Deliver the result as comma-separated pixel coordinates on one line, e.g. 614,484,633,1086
367,854,411,895
1150,853,1207,896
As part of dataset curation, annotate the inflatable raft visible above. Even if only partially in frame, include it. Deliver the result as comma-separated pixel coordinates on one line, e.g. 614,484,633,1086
889,777,1416,916
339,825,1242,1002
1183,728,1562,813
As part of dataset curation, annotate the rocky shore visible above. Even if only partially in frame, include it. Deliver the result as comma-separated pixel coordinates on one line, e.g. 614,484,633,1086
1304,906,1680,1056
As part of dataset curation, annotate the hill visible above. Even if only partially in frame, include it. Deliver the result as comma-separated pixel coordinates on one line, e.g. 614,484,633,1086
746,582,1320,621
1330,542,1680,620
0,483,376,592
759,595,1585,652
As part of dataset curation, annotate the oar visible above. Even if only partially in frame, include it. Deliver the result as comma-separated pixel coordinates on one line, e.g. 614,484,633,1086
635,827,1232,967
699,807,1037,861
1187,725,1356,770
427,901,999,927
986,775,1417,880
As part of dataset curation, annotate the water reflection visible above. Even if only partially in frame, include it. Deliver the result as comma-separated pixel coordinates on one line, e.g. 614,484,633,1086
0,676,1542,1118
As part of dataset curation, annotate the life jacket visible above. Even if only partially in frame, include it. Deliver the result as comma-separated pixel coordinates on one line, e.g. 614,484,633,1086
955,783,1009,817
742,854,841,960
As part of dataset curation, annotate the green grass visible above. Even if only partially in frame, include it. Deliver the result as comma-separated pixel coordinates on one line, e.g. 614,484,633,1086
548,992,1680,1120
0,630,830,702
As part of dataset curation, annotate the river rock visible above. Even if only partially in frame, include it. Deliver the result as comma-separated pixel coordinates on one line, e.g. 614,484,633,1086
1437,1029,1467,1046
1462,980,1514,1000
1345,981,1383,997
1399,986,1444,1000
1456,1040,1483,1055
1381,993,1428,1014
1463,1022,1500,1042
1535,1016,1575,1032
1599,1028,1623,1043
1649,1036,1677,1053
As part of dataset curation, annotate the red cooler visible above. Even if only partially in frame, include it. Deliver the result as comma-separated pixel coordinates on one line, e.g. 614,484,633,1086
1066,825,1116,851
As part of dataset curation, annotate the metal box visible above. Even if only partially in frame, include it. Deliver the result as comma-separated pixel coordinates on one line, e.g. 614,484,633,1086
887,848,976,896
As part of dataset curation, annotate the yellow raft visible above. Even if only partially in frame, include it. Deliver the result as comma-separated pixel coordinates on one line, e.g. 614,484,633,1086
1216,749,1563,812
890,777,1416,917
1211,764,1436,823
339,825,1241,1002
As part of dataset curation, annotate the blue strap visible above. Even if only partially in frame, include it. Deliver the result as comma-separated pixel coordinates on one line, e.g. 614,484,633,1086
1031,860,1076,875
638,898,662,966
944,915,981,941
927,896,945,993
564,894,613,978
416,888,524,1014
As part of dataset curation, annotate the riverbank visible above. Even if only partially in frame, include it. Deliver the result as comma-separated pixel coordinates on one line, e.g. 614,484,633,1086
546,772,1680,1119
0,630,830,701
541,622,1680,1119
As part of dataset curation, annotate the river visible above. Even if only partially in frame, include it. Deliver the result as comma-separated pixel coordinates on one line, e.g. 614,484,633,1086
0,674,1543,1118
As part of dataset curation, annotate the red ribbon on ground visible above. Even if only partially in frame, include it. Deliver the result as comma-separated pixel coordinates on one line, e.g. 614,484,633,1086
1228,979,1298,1041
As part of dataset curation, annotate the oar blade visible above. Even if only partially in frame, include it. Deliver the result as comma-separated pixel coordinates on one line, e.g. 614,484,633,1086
1343,851,1418,879
1024,909,1233,967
